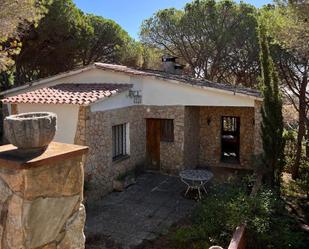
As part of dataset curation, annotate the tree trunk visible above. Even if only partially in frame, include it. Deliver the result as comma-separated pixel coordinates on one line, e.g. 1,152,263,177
305,118,309,159
291,73,308,179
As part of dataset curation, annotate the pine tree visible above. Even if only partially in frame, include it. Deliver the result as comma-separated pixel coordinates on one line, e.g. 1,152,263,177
258,22,285,186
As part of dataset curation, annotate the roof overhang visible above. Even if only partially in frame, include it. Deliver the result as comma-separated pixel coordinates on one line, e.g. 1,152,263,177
1,63,262,101
1,64,95,96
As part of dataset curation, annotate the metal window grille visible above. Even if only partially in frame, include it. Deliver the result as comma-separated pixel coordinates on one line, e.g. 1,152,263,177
112,123,127,160
160,119,174,142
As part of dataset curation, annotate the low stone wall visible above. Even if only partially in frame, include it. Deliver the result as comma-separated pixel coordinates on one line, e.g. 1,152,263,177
0,142,88,249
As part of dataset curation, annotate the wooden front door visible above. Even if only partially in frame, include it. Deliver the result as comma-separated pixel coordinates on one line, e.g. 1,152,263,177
146,119,161,170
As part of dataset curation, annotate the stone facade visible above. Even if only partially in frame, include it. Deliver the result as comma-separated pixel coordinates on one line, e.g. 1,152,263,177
199,106,255,169
80,105,187,199
11,104,18,115
254,100,263,156
83,106,145,197
144,106,185,174
74,106,89,146
0,142,88,249
183,106,200,169
74,103,262,198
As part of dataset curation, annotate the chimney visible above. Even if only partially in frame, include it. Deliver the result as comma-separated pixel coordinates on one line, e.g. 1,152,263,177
161,55,184,75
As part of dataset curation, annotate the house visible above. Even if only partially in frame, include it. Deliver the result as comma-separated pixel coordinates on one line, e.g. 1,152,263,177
1,59,263,198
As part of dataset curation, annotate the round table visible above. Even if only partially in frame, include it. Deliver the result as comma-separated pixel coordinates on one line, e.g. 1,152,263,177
179,169,214,199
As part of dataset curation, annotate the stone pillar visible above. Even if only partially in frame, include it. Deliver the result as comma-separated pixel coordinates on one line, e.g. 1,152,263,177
0,142,88,249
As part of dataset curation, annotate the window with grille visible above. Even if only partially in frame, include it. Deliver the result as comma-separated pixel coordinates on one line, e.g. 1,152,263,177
222,116,238,132
112,123,129,161
221,116,240,163
160,119,174,142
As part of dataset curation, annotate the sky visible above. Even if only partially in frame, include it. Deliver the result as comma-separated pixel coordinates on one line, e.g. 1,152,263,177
73,0,272,40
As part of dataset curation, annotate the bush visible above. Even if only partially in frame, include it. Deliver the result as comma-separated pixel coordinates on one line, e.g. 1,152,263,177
171,179,309,249
296,159,309,197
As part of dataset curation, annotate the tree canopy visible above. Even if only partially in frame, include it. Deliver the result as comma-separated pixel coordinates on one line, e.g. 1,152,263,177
258,21,284,185
140,0,260,87
0,0,48,72
261,0,309,178
0,0,161,90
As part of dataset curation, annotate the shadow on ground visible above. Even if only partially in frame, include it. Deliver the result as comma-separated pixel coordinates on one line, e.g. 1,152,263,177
85,172,196,249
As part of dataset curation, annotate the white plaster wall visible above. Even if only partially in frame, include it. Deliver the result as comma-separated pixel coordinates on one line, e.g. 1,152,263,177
140,77,256,107
91,91,135,112
17,103,79,144
5,68,132,97
56,69,131,84
96,75,256,109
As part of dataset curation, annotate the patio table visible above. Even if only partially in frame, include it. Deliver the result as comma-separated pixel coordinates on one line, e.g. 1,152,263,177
179,169,214,199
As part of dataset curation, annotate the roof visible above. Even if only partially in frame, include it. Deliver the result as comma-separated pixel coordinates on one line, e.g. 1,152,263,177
2,83,132,106
1,62,262,99
93,63,261,98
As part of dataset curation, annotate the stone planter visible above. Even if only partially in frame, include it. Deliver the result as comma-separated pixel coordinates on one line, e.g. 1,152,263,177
4,112,57,153
113,174,136,192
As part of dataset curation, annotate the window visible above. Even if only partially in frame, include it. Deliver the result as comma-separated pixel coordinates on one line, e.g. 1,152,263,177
221,116,240,163
112,123,129,161
160,119,174,142
222,116,238,132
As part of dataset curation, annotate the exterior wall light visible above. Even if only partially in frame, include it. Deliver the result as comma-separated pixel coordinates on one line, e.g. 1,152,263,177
128,90,142,104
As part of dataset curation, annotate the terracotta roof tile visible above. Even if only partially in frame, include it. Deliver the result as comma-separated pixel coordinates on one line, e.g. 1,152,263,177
2,83,132,106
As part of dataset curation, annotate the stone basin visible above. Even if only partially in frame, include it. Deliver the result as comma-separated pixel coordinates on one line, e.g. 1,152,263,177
4,112,57,153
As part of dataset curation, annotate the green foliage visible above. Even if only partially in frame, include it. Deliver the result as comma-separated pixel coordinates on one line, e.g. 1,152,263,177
258,21,285,186
171,181,309,249
14,0,91,83
260,1,309,180
140,0,260,86
0,0,162,89
296,160,309,197
0,0,50,72
78,14,130,65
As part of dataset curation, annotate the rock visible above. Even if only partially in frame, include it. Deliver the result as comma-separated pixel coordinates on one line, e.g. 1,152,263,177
38,242,57,249
22,195,80,249
57,204,86,249
0,177,13,245
0,168,24,194
23,157,83,200
4,112,57,151
3,194,24,249
0,176,13,201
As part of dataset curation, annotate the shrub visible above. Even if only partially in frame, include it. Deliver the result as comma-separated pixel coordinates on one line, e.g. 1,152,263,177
171,179,309,249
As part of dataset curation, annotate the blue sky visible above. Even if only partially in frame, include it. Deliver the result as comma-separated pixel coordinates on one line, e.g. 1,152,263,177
73,0,272,39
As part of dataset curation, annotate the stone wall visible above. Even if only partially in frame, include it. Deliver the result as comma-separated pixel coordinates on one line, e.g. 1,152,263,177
81,105,186,198
77,104,262,199
144,106,185,174
183,106,200,169
0,142,87,249
254,100,263,155
11,104,18,115
74,106,89,146
83,106,146,198
199,106,255,169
